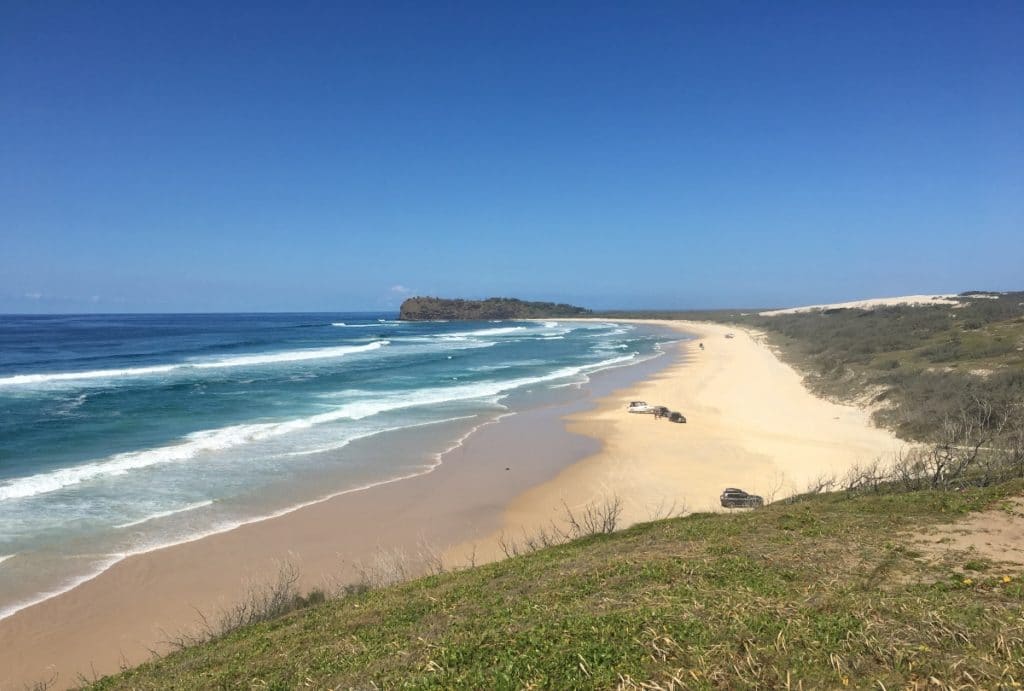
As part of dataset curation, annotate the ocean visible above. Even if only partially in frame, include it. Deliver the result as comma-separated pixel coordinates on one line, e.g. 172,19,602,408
0,313,677,619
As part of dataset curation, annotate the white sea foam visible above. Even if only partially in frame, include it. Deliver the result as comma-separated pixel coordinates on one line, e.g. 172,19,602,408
0,446,457,622
0,353,637,502
55,393,89,415
468,364,512,372
114,500,215,529
392,336,497,350
443,325,528,338
394,325,531,347
0,341,389,387
193,341,388,368
0,415,496,623
0,364,180,386
279,414,479,458
0,411,500,623
0,555,14,567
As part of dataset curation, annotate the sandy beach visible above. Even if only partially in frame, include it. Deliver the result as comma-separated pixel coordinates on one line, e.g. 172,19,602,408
0,320,903,689
488,320,902,545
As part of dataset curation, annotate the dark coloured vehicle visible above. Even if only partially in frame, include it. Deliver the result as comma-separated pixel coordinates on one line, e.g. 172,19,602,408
719,488,763,508
667,411,686,423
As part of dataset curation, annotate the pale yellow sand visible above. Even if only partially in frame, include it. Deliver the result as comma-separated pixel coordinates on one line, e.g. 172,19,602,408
489,320,904,543
914,496,1024,568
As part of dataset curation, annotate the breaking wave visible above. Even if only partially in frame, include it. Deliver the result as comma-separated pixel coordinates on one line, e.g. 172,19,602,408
115,500,215,529
0,352,637,502
0,341,389,388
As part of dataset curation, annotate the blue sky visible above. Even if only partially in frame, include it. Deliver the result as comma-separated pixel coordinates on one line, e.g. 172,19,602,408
2,2,1022,312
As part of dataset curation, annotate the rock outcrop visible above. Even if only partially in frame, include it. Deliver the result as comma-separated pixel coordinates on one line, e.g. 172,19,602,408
398,297,591,321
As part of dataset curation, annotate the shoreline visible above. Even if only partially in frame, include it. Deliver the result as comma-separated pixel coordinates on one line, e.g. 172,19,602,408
0,414,484,624
0,334,674,625
0,318,905,688
0,327,680,689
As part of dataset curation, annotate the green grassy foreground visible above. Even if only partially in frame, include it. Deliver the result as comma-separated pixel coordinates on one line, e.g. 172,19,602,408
91,482,1024,690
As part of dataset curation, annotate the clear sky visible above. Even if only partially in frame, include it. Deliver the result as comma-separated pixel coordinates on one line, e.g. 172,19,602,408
2,2,1022,312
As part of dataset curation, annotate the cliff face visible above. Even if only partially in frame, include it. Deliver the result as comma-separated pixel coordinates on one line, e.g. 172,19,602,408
398,297,591,321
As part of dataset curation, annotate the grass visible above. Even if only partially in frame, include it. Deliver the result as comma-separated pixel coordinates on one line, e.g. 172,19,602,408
89,481,1024,689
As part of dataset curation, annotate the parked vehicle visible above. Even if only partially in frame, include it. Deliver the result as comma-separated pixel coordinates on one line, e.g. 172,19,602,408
627,401,652,413
667,411,686,423
719,488,763,508
724,333,735,339
652,406,670,418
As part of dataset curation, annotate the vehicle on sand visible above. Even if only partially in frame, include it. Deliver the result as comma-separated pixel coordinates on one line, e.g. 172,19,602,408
627,401,653,413
667,411,686,423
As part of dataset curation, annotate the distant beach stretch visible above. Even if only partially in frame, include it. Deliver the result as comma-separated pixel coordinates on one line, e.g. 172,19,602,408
0,316,903,687
485,320,901,550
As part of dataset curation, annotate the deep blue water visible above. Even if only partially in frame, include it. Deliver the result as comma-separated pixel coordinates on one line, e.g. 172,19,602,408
0,313,673,617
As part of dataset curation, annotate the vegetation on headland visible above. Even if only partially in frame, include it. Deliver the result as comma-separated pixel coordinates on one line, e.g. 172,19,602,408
399,296,591,321
82,290,1024,689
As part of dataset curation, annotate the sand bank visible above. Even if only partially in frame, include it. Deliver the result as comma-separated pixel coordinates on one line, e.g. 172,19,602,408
0,320,904,688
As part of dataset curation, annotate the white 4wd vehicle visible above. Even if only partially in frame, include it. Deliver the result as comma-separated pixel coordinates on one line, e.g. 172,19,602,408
626,401,653,413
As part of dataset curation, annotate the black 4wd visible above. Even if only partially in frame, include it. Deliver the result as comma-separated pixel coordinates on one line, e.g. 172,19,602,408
719,487,764,508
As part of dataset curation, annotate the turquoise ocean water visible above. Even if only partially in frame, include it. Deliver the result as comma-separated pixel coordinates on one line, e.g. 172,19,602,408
0,313,676,618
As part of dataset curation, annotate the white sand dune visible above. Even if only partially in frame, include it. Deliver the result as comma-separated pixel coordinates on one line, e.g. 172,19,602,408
759,294,962,316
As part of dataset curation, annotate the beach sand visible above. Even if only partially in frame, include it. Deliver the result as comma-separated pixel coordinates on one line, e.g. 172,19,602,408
458,320,903,559
0,320,903,689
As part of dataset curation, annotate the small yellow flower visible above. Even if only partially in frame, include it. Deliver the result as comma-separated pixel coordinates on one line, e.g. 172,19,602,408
1003,575,1013,583
962,578,973,586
